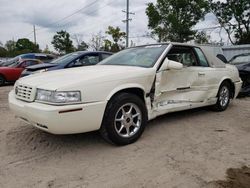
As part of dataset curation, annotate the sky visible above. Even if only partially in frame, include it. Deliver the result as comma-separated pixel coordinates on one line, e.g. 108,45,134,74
0,0,228,51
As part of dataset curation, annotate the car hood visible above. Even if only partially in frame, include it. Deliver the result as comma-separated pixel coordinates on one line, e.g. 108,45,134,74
26,63,57,71
235,63,250,71
17,65,155,90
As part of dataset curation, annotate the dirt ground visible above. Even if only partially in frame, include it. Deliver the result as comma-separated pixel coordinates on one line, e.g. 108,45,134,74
0,86,250,188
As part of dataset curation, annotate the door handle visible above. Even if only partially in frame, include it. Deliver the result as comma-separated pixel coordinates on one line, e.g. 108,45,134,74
198,72,206,76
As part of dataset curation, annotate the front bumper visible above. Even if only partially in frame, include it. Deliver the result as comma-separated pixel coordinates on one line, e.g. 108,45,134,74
234,80,243,98
8,90,107,134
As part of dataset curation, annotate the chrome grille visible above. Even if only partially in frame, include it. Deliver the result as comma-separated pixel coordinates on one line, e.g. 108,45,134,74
15,84,35,102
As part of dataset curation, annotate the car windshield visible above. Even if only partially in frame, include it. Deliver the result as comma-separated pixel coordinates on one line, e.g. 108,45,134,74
99,45,167,68
49,52,81,64
230,54,250,65
3,57,20,67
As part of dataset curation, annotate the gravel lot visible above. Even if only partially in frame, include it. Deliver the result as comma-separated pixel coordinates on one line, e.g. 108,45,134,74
0,86,250,188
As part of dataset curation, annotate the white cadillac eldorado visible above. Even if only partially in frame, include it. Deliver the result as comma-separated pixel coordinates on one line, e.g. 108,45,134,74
9,43,242,145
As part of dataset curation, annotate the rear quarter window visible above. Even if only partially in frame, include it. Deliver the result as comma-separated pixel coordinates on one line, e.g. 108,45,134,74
194,48,209,67
102,53,112,60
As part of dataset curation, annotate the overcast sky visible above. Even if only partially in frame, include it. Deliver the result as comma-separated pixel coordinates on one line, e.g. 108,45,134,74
0,0,228,51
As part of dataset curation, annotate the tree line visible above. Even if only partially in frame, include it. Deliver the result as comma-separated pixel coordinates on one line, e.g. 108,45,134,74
0,0,249,57
0,26,126,57
146,0,249,44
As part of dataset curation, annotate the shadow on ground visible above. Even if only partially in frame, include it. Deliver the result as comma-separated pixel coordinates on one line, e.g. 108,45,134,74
208,166,250,188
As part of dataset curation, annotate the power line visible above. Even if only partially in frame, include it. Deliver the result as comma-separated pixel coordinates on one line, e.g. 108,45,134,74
21,0,100,38
23,31,34,38
35,0,100,33
53,0,116,33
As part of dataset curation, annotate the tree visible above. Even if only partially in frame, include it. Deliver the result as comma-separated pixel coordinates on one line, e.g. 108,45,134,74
51,30,74,54
105,26,126,52
89,32,105,51
0,47,7,57
71,34,89,51
146,0,209,42
15,38,40,53
210,0,250,44
77,41,88,51
5,40,16,54
194,31,210,44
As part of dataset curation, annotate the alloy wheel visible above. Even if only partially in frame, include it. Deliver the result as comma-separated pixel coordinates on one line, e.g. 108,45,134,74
114,103,142,138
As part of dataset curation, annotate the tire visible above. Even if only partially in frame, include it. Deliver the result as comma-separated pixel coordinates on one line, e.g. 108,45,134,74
0,75,5,86
100,92,147,146
212,82,231,111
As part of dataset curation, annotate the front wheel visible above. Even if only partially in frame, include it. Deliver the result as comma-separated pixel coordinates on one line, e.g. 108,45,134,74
212,82,231,111
100,93,147,145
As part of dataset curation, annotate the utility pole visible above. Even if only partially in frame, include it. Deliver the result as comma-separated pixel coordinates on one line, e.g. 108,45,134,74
33,25,37,45
122,0,134,48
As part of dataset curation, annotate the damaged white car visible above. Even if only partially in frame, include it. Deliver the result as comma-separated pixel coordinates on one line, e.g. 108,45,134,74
9,43,242,145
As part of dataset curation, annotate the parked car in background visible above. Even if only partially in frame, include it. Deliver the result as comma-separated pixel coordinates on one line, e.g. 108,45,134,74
9,43,242,145
0,59,43,86
21,51,113,77
0,53,55,67
229,53,250,96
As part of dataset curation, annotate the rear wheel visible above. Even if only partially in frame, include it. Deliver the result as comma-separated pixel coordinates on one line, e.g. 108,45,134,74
0,75,5,86
100,93,147,145
212,82,231,111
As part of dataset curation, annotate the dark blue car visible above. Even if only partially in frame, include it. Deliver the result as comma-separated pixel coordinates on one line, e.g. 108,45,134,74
21,51,112,77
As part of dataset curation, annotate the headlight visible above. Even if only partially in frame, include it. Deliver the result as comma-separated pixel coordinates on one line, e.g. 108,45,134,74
36,89,81,104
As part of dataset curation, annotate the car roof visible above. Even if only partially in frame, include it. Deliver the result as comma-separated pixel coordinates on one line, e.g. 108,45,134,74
71,51,113,54
131,42,226,68
20,58,42,62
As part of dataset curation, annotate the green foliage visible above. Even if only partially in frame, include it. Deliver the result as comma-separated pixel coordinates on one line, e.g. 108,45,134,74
0,46,7,57
16,38,40,53
77,41,88,51
1,39,40,57
51,30,74,54
146,0,209,42
4,40,16,57
104,26,126,52
71,34,89,51
194,31,210,44
210,0,250,44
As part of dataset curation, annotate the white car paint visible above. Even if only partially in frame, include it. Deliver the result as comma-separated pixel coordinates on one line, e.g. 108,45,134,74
9,43,242,135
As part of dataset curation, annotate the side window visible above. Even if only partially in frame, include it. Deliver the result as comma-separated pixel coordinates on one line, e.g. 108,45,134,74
166,46,197,67
22,60,39,67
20,62,27,68
101,53,111,60
194,48,209,67
27,60,40,66
70,58,84,67
81,55,99,65
22,54,34,59
37,55,54,63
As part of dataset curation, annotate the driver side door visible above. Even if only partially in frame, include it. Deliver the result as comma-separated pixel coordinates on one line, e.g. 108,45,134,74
154,45,209,114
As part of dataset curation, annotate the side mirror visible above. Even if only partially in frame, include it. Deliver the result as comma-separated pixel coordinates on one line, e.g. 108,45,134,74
159,58,183,71
216,54,228,64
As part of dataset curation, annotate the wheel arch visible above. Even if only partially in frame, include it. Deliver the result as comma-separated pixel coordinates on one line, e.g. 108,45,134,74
0,73,6,81
106,84,146,103
218,77,235,98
